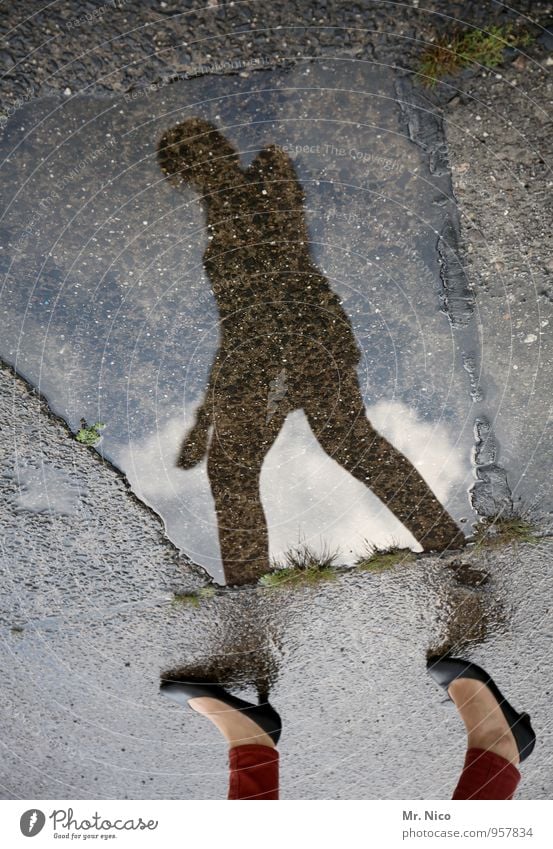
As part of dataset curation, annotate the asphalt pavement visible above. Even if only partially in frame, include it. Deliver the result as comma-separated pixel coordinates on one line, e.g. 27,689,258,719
1,1,552,799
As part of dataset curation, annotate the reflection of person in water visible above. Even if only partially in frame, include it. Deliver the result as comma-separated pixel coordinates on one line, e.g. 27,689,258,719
160,656,535,800
158,118,464,585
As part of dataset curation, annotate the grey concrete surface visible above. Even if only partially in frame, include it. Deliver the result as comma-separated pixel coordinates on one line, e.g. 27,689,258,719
1,0,553,800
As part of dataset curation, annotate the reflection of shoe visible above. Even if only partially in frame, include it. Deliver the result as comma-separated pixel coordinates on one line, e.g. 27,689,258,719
427,656,536,762
160,680,282,745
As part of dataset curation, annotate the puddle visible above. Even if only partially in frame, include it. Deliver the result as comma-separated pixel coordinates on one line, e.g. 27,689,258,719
1,60,507,583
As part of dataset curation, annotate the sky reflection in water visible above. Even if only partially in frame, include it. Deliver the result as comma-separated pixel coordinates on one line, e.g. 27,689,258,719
0,61,481,582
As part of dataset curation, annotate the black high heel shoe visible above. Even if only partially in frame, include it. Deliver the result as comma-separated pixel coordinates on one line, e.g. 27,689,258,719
427,656,536,763
160,679,282,746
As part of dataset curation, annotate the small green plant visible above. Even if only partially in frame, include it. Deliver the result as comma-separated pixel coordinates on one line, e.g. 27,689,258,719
472,515,539,549
76,420,105,446
172,586,216,607
259,543,338,588
418,24,533,87
355,544,415,573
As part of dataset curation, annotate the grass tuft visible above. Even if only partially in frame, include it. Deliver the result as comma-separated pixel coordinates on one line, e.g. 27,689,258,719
259,566,337,588
355,544,416,573
76,420,105,446
259,543,338,588
172,586,216,607
418,24,533,87
472,515,539,548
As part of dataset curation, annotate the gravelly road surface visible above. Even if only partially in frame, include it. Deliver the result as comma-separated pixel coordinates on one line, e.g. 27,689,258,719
1,1,552,799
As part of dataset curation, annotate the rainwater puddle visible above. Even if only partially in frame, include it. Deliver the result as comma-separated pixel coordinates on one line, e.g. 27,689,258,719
1,60,503,583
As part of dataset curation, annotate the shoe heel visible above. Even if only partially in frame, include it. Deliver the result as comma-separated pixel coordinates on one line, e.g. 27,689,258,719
513,712,536,763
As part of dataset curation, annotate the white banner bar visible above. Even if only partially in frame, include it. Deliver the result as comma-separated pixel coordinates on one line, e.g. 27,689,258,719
1,799,551,848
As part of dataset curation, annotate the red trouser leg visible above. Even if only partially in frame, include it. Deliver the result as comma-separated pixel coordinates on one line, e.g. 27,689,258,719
452,748,521,799
228,744,279,800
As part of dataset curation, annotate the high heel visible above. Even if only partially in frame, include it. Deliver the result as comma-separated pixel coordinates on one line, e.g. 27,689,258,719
160,679,282,745
427,656,536,762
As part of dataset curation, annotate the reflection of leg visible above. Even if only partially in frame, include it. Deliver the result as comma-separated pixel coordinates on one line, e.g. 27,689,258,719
208,439,268,585
207,395,284,585
305,378,463,551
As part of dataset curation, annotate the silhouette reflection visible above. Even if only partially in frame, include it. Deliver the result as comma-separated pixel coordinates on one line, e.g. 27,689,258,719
158,119,464,585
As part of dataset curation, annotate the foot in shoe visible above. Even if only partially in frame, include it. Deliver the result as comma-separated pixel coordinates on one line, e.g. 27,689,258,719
188,696,276,749
448,678,520,766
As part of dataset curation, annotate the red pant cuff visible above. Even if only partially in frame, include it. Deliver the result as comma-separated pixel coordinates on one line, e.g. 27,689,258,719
229,743,279,767
452,747,521,800
228,744,279,800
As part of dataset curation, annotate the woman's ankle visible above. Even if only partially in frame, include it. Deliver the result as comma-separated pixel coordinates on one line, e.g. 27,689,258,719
228,738,276,751
448,679,520,766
